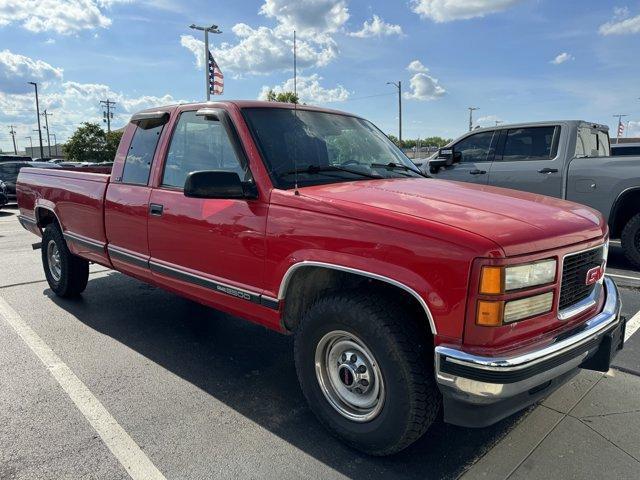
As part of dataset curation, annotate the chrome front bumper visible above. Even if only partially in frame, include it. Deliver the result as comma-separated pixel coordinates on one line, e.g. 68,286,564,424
435,276,623,427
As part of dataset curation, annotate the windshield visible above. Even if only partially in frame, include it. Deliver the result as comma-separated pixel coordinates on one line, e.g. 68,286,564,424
242,107,423,189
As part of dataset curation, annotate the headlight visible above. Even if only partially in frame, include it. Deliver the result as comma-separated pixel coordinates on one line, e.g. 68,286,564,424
480,259,556,294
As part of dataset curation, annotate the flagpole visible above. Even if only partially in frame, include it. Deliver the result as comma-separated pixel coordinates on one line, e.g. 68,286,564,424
189,23,222,101
204,29,209,101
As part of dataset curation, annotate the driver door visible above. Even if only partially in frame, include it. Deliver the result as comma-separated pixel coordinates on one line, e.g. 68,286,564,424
147,108,268,302
431,130,498,185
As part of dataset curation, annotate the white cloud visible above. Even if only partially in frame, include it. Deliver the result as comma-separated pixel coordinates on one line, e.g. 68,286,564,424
407,60,429,72
260,0,349,38
477,115,505,127
404,72,446,101
599,7,640,36
181,26,337,75
551,52,574,65
0,50,63,94
259,74,349,103
0,0,122,34
349,15,403,38
411,0,523,22
0,51,181,151
627,121,640,137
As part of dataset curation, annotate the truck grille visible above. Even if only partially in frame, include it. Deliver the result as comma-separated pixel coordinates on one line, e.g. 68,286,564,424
559,246,604,311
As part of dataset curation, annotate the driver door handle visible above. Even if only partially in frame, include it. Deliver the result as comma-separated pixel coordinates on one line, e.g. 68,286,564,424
538,168,558,174
469,169,486,175
149,203,164,216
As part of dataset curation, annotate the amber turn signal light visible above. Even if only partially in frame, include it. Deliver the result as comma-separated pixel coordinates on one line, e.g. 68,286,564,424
480,266,503,295
476,300,504,326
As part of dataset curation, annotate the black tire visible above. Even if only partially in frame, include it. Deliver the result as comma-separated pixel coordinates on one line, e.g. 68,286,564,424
621,213,640,269
294,291,440,456
41,224,89,298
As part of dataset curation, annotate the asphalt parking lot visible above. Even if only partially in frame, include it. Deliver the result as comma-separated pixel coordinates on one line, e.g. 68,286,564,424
1,203,639,480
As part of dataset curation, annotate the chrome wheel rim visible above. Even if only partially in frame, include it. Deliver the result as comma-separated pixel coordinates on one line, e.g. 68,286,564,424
314,330,385,422
47,240,62,282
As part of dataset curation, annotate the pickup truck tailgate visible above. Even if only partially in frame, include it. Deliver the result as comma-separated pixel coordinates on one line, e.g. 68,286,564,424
17,167,111,266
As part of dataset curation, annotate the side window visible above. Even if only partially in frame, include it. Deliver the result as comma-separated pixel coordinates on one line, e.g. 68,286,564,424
501,127,558,161
121,123,164,185
454,131,496,163
576,127,609,158
162,111,249,189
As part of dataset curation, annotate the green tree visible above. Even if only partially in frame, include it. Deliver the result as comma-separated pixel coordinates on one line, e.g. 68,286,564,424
265,89,300,104
105,130,123,162
65,122,121,162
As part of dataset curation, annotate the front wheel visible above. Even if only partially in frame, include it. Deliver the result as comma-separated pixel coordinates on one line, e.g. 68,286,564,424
42,224,89,298
294,292,440,456
621,213,640,269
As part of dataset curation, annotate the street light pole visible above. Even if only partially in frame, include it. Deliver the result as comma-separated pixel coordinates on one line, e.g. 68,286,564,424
189,23,222,101
468,107,480,132
387,81,402,143
25,136,33,151
28,82,44,158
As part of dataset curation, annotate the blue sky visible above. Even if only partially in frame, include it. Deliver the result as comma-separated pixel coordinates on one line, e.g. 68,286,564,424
1,0,640,153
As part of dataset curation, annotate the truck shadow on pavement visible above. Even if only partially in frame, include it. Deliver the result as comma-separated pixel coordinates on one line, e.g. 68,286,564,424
48,271,525,480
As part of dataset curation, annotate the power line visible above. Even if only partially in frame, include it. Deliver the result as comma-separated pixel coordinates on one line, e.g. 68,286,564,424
100,99,116,133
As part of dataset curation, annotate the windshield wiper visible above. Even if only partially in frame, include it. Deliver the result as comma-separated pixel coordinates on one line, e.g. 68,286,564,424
281,164,380,179
370,162,426,177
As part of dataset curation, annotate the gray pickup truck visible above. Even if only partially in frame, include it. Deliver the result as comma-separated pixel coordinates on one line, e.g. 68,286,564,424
425,121,640,267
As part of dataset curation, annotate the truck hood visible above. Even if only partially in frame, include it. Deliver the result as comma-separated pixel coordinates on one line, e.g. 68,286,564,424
290,179,606,256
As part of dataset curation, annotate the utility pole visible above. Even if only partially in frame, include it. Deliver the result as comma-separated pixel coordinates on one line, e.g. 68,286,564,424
189,23,222,101
41,109,53,156
387,81,402,143
613,114,628,142
468,107,480,132
100,99,116,133
28,82,44,158
9,125,17,154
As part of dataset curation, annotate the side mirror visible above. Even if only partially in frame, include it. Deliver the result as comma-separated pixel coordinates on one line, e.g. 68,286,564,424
184,170,248,199
429,147,457,172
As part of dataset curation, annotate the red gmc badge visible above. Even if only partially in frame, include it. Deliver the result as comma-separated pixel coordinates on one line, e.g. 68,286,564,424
585,265,604,286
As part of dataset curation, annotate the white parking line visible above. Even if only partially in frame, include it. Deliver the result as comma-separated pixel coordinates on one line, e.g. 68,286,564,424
0,296,167,480
625,310,640,342
606,272,640,282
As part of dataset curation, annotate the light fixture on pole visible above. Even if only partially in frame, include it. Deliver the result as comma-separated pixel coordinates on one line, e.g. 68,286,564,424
189,23,222,101
387,81,402,143
25,136,33,151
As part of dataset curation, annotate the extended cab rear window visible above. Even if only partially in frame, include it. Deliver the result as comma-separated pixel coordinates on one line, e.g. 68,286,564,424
121,122,165,185
575,127,610,158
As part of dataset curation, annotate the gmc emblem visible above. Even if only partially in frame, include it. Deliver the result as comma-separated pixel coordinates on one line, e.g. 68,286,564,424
585,265,604,286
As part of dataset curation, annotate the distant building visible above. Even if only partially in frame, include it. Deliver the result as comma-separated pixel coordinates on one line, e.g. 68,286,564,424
25,144,65,159
611,137,640,144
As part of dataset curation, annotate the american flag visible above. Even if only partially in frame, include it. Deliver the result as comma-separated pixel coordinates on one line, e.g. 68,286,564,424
208,51,224,95
618,121,625,138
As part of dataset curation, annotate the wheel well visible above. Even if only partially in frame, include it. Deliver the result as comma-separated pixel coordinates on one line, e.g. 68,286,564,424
610,189,640,238
35,207,59,230
281,266,433,338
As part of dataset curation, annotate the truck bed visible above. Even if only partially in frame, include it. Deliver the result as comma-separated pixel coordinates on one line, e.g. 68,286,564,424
17,167,111,266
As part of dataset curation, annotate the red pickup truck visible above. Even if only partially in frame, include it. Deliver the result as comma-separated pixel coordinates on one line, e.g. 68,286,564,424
17,101,624,455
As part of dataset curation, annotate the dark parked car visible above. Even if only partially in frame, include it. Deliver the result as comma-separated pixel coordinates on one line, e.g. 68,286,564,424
0,155,32,163
611,142,640,156
0,161,61,200
0,180,7,209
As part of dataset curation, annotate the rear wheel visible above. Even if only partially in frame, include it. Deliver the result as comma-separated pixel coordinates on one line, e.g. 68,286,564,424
42,224,89,297
621,213,640,269
294,291,440,456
